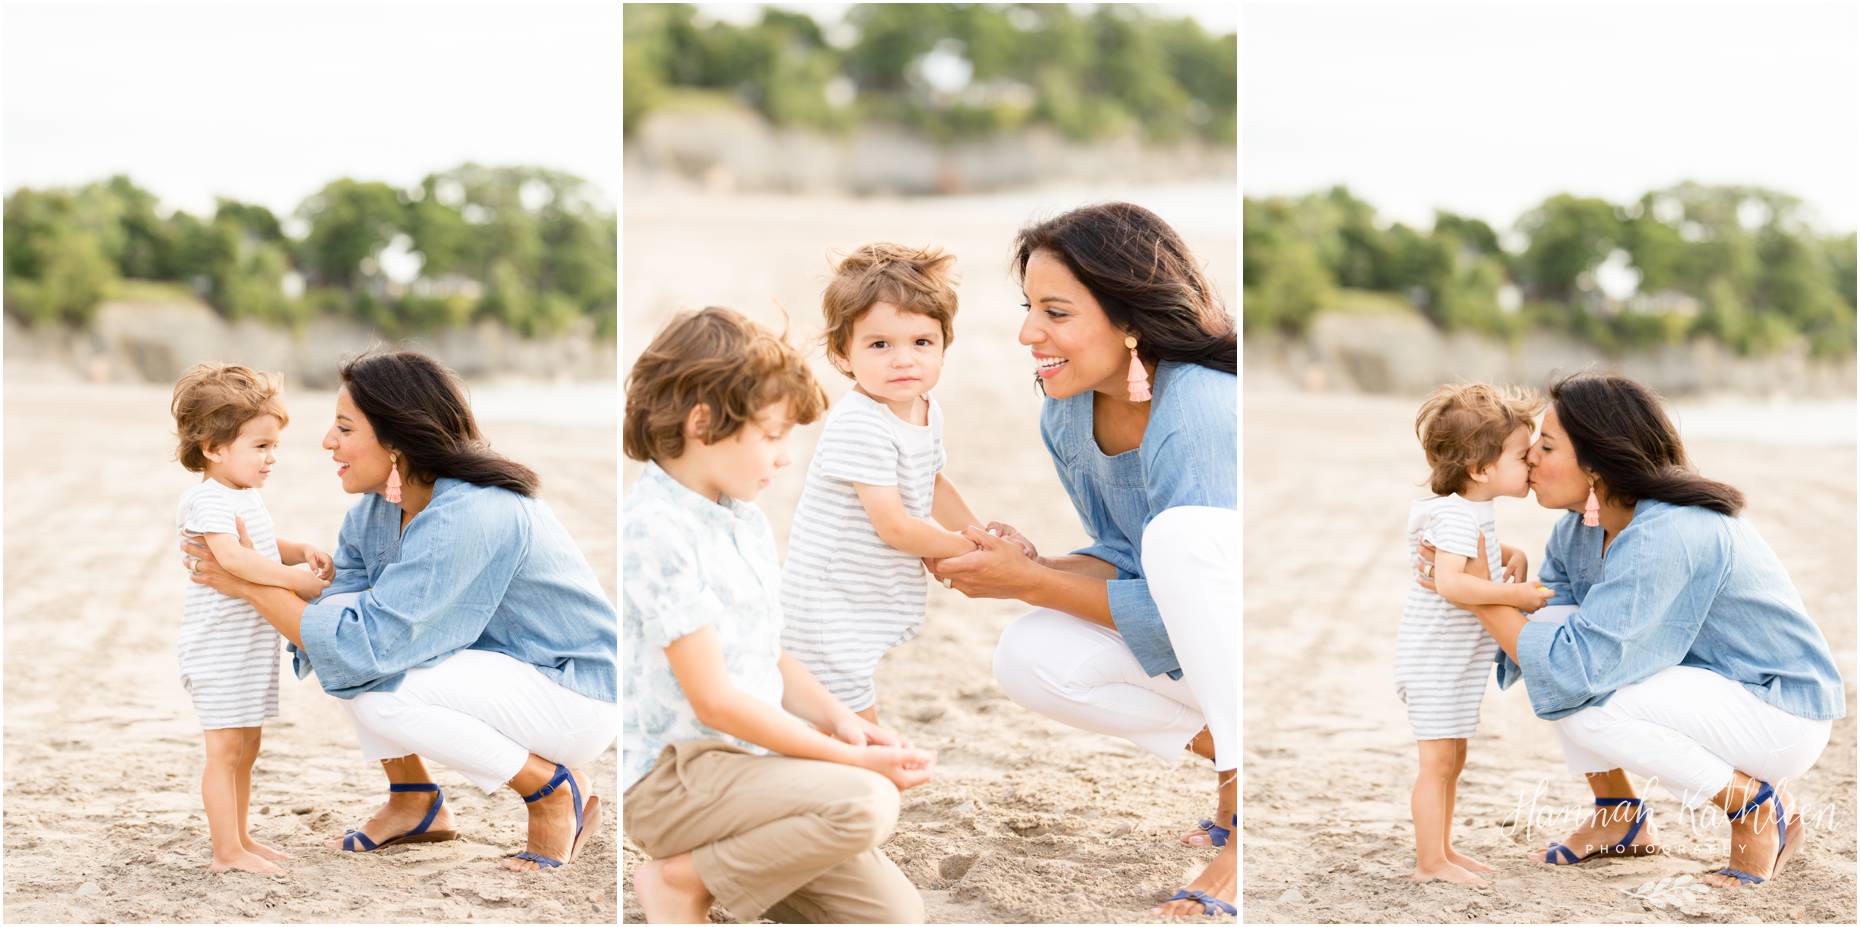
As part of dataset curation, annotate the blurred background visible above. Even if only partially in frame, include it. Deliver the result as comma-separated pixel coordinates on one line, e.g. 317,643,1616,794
1241,4,1855,923
3,4,617,922
622,3,1236,922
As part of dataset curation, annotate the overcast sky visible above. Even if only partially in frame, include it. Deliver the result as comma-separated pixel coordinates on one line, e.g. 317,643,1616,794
1244,1,1858,233
3,2,621,217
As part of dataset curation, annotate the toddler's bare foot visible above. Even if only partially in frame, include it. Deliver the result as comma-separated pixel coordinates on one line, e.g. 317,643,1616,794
1447,849,1492,874
243,837,290,861
1411,860,1483,884
208,850,284,875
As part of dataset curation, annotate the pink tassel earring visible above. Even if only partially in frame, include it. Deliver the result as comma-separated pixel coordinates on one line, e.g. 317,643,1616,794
1125,335,1151,402
1582,483,1600,527
385,452,403,505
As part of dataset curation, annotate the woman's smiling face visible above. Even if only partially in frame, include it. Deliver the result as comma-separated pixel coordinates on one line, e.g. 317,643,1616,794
1527,406,1590,511
1017,248,1130,400
322,387,396,495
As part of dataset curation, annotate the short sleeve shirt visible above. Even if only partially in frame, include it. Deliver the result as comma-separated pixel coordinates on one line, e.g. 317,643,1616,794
780,390,944,624
622,461,788,790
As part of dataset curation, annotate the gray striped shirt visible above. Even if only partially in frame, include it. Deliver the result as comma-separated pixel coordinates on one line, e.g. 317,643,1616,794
177,479,283,729
781,390,945,710
1393,494,1502,740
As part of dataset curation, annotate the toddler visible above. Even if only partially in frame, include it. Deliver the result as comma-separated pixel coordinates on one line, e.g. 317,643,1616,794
1394,382,1549,884
172,363,331,874
780,244,1007,722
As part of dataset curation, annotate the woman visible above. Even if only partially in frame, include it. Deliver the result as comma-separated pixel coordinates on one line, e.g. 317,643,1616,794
927,202,1237,917
182,350,618,872
1422,372,1843,888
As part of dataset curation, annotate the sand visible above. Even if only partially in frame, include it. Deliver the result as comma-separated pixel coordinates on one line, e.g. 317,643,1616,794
619,187,1239,922
2,375,617,923
1241,387,1856,923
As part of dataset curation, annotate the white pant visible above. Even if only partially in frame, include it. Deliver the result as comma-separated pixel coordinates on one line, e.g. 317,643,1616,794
1553,663,1832,809
344,647,618,793
993,506,1237,771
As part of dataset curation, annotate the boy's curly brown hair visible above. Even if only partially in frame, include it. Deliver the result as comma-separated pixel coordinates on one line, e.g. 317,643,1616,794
624,306,828,463
171,363,290,473
821,242,958,377
1415,383,1544,496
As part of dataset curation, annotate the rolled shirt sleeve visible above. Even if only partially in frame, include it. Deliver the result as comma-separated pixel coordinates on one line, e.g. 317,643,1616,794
298,490,527,697
1512,520,1726,719
1497,532,1577,689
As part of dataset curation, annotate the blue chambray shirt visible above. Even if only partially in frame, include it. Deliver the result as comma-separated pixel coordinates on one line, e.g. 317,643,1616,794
290,477,617,704
1496,499,1844,722
1041,361,1237,679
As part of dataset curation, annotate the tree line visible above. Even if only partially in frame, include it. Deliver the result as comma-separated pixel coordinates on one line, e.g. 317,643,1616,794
1245,183,1857,358
4,166,617,339
624,3,1236,145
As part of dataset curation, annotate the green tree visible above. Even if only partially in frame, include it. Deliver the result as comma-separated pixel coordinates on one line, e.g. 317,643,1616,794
296,179,408,288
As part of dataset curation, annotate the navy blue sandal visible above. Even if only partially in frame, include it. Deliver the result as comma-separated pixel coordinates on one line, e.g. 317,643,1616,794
507,764,601,870
1162,889,1235,917
339,782,458,852
1186,813,1236,848
1711,781,1799,885
1544,796,1660,865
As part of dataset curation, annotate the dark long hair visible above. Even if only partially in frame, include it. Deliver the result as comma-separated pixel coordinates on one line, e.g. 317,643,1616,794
1012,202,1236,374
340,351,540,497
1551,372,1743,516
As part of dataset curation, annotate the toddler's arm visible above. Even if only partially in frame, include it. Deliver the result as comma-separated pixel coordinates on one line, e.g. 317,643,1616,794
929,472,982,534
664,627,933,789
276,538,334,580
198,532,329,601
1433,550,1551,612
855,482,976,559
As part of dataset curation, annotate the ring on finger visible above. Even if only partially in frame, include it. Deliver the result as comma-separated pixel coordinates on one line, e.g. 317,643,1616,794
1421,562,1433,578
941,577,953,589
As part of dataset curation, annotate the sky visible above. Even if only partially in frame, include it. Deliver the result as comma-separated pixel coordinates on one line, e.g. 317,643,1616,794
1244,1,1859,234
3,2,622,218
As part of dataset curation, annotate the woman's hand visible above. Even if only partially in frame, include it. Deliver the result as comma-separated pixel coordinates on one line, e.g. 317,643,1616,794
927,525,1040,599
986,521,1039,561
180,521,258,599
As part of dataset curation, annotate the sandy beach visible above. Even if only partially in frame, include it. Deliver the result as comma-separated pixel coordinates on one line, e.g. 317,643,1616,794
1241,388,1856,923
2,374,617,923
620,187,1239,922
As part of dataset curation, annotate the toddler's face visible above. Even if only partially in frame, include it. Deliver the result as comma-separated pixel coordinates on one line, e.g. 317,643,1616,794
701,400,797,503
1481,424,1535,498
838,301,945,416
206,414,282,489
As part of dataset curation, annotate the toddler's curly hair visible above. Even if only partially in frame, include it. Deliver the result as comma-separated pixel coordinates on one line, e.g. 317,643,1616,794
1415,383,1543,496
171,363,289,473
820,243,958,377
624,306,828,462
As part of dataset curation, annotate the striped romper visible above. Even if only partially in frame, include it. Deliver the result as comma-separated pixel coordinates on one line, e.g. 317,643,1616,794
781,390,945,713
176,480,283,729
1393,494,1502,740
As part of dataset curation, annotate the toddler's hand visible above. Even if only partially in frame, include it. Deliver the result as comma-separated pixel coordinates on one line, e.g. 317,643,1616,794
304,546,334,581
1514,583,1555,613
1502,548,1529,584
986,521,1038,560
